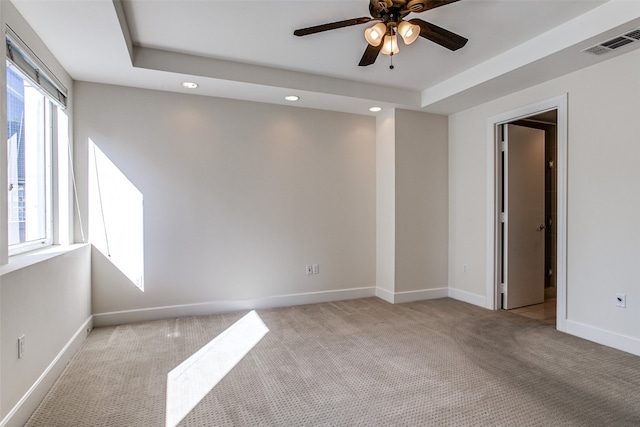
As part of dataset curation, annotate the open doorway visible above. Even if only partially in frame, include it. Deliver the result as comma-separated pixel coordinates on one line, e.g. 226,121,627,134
487,94,567,332
499,110,557,325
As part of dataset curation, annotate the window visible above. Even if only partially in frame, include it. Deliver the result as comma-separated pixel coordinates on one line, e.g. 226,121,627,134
7,65,52,254
6,32,67,255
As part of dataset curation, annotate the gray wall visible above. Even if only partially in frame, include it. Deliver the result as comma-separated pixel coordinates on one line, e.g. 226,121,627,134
74,83,377,321
395,110,448,294
375,109,449,302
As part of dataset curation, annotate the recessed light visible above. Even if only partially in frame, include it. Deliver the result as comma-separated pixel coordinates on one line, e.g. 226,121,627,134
369,106,383,112
285,95,300,102
181,81,199,89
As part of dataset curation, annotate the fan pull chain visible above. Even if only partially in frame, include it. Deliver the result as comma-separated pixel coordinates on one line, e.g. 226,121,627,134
389,53,395,70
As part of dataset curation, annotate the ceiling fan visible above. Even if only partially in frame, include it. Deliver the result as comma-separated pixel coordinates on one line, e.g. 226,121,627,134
293,0,468,67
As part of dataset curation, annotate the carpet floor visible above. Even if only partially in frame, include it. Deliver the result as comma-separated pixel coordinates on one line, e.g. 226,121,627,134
26,297,640,426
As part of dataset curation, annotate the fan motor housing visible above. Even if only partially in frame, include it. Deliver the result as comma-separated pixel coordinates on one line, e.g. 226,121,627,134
407,0,427,13
370,0,393,11
370,0,427,18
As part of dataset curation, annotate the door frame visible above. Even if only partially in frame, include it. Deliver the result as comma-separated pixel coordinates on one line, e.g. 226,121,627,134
485,94,568,332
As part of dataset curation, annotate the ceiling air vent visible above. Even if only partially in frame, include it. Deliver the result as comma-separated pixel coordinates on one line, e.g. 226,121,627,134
583,27,640,56
624,28,640,40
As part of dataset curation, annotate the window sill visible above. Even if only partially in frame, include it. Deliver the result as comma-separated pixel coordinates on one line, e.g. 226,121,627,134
0,243,89,277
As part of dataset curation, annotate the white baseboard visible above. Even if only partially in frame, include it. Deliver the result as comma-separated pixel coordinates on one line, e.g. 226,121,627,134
447,288,486,308
375,287,394,303
1,316,93,427
93,286,376,327
565,320,640,357
394,287,449,304
374,287,448,304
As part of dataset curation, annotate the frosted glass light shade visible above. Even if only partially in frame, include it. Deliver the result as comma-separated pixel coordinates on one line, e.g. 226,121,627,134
380,35,400,55
364,23,387,46
398,21,420,45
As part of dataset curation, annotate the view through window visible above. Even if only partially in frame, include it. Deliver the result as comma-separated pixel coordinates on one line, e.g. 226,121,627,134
6,65,52,254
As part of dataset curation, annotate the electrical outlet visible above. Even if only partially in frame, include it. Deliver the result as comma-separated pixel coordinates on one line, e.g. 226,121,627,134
463,264,469,274
312,264,319,274
615,293,626,308
305,265,313,275
18,335,25,359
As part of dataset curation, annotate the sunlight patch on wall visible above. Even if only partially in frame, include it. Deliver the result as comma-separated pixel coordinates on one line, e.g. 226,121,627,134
88,138,144,290
165,310,269,427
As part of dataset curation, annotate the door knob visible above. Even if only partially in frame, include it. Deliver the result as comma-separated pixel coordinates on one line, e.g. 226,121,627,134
538,223,546,231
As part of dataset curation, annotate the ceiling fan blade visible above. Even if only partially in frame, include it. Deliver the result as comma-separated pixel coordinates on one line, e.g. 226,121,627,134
359,42,383,66
294,17,373,37
409,18,468,51
421,0,462,12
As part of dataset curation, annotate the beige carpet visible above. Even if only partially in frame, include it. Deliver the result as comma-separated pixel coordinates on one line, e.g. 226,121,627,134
26,298,640,426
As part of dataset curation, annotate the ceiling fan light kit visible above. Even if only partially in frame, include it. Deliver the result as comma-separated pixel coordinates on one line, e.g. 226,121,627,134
380,34,400,55
397,21,420,45
294,0,468,67
364,22,387,46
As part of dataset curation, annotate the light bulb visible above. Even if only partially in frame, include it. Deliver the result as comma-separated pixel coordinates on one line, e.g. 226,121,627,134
364,22,387,47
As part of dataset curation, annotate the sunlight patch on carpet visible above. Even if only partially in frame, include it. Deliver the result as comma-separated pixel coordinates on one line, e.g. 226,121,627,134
165,310,269,427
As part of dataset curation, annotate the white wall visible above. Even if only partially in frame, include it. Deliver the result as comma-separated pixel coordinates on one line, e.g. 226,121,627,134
449,49,640,354
0,245,91,425
0,3,89,425
74,83,376,324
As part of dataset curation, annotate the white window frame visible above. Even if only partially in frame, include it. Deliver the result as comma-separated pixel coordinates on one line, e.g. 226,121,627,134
5,28,68,257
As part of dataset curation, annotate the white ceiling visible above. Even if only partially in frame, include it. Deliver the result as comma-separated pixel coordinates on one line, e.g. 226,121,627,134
10,0,640,116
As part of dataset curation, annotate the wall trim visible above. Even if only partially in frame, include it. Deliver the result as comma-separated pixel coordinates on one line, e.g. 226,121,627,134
375,287,395,304
1,316,93,427
393,287,448,304
374,287,448,304
93,286,376,327
448,287,486,307
565,320,640,357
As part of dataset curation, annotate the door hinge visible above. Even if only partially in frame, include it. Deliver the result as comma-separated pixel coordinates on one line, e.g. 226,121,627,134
501,140,506,152
500,212,506,223
500,283,505,294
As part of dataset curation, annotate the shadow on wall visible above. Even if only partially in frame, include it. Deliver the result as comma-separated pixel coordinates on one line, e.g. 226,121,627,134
89,138,144,291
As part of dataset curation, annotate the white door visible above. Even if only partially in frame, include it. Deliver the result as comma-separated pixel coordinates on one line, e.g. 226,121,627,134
503,124,545,309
